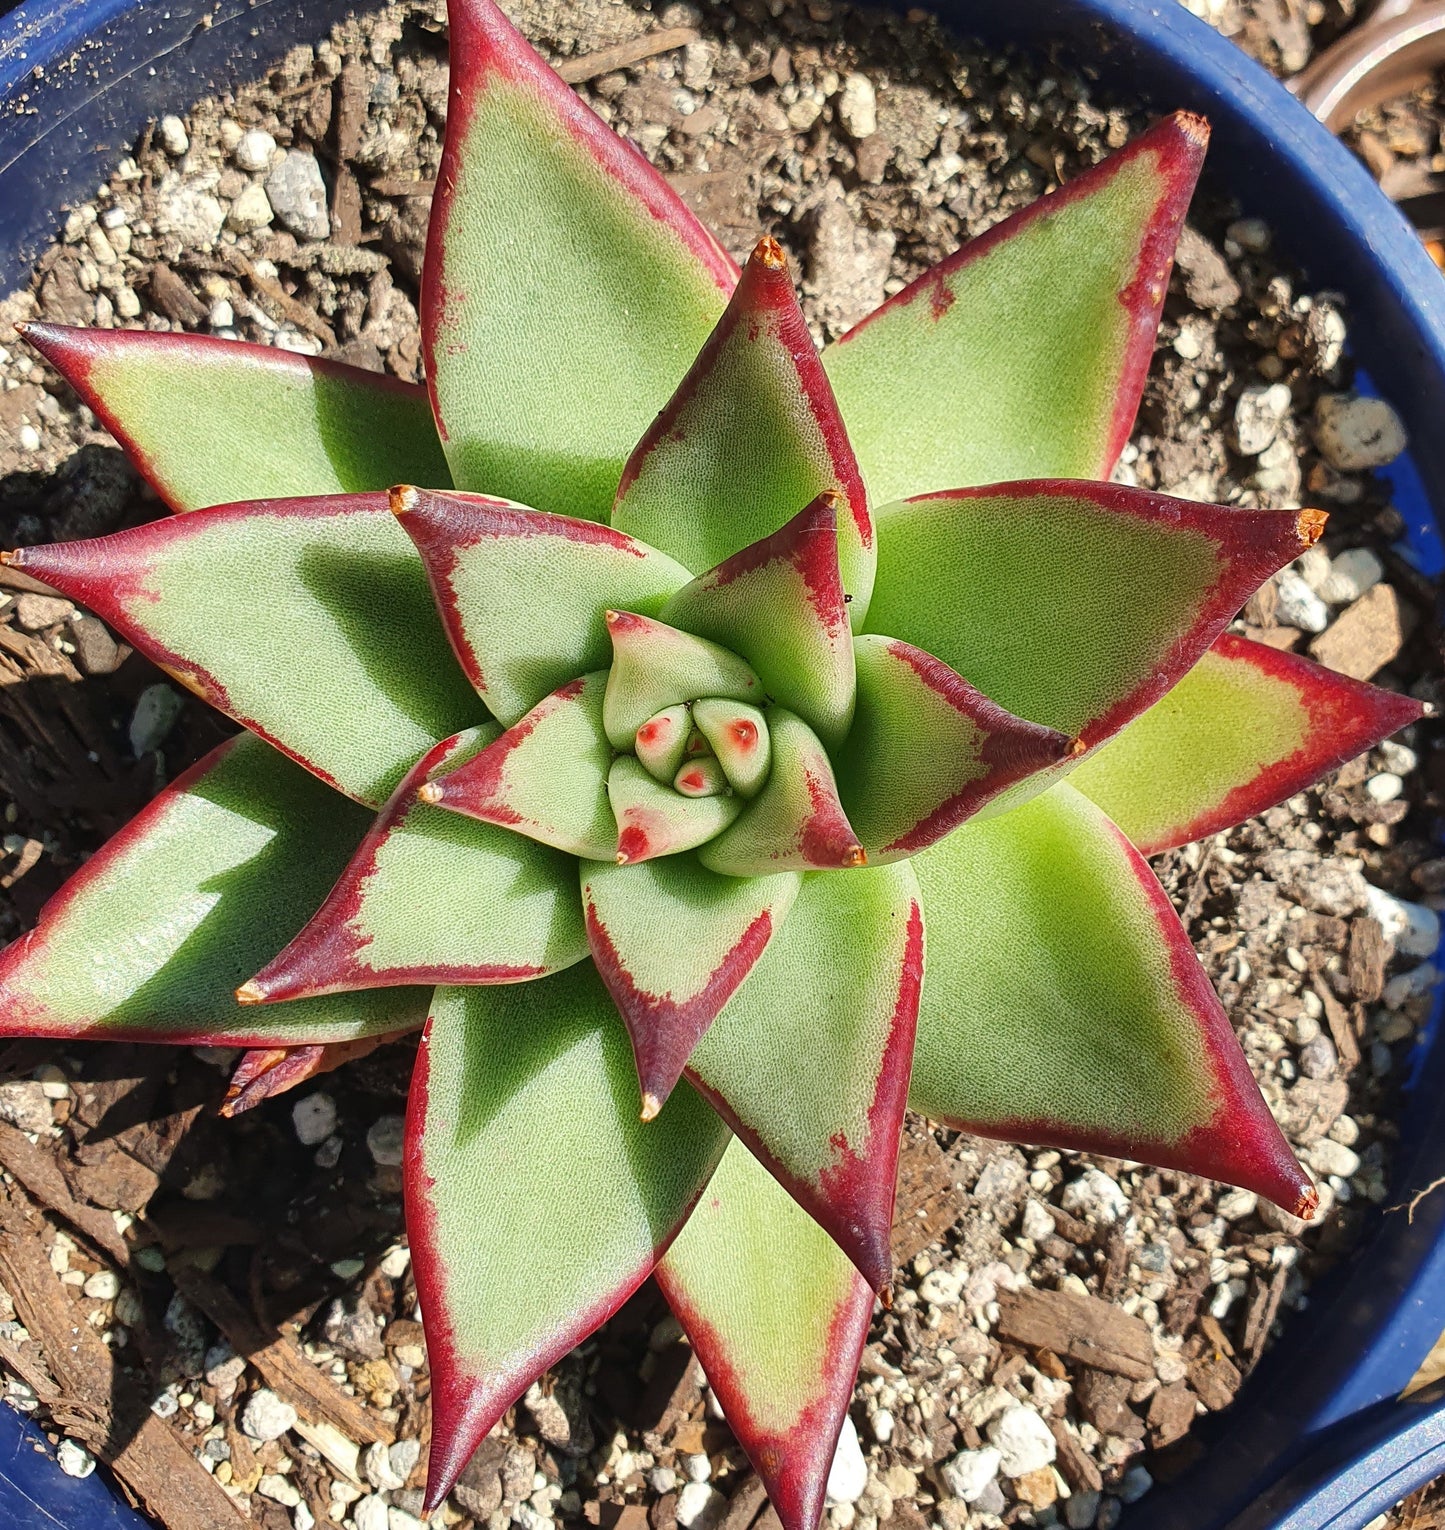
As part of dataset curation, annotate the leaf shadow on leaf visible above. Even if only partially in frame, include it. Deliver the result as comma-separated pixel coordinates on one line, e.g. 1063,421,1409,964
394,804,588,971
445,443,625,527
310,370,451,495
448,964,722,1244
295,544,486,773
99,739,423,1036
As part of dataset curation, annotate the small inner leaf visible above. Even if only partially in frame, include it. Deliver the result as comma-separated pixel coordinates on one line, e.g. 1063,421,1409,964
609,757,743,864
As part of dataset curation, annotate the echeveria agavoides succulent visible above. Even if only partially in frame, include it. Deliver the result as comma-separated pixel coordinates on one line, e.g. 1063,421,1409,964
0,2,1424,1522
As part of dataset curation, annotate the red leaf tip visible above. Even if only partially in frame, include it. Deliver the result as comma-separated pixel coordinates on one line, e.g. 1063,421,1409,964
751,234,788,272
235,980,266,1006
1297,508,1328,547
390,484,420,518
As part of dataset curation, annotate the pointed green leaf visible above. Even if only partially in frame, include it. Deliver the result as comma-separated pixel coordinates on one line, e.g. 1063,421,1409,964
909,782,1314,1215
423,0,735,519
836,636,1071,862
425,673,616,860
698,710,864,876
394,487,691,727
688,861,923,1291
603,611,763,750
865,482,1321,748
409,970,730,1507
20,323,450,513
242,727,587,1002
636,705,694,784
609,757,743,864
8,494,484,806
614,238,874,622
662,495,855,751
582,856,800,1114
0,734,427,1045
822,114,1208,503
692,700,770,798
657,1139,874,1530
1069,632,1426,855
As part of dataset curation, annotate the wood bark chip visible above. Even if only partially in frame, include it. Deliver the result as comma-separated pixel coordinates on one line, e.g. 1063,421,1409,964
555,27,700,84
1309,968,1361,1070
716,1474,769,1530
168,1260,392,1445
1187,1349,1242,1411
0,1118,140,1264
0,1181,246,1529
995,1287,1154,1380
1241,1263,1291,1367
1347,916,1390,1005
890,1128,968,1266
1048,1417,1104,1493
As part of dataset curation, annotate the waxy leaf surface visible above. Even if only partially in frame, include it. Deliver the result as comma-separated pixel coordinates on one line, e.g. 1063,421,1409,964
408,969,729,1507
603,611,763,750
10,495,483,806
609,757,743,864
698,710,863,876
909,783,1314,1214
427,673,616,860
21,324,450,513
662,496,856,750
837,635,1071,861
657,1138,873,1530
395,488,690,726
614,239,874,622
244,727,587,1003
866,482,1319,748
0,734,427,1045
822,114,1207,503
582,856,800,1114
423,0,734,519
688,861,924,1291
693,699,770,797
1069,633,1425,854
636,705,693,783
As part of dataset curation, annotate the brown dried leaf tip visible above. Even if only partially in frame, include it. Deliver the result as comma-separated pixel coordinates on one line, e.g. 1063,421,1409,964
1296,508,1328,547
751,235,787,271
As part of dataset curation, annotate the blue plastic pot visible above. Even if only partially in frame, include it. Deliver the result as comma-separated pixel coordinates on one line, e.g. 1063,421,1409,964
1,0,1444,1525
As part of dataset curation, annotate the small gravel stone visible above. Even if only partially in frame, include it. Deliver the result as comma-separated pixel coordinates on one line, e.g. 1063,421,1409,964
259,1474,302,1507
1216,1189,1258,1221
838,73,877,138
266,151,331,240
826,1416,868,1504
939,1447,1002,1503
129,683,185,755
1319,547,1383,605
366,1439,407,1491
1020,1199,1057,1242
156,179,225,245
1227,216,1271,252
159,115,190,156
241,1387,297,1442
684,1453,711,1483
367,1114,406,1165
1366,772,1404,803
918,1268,962,1306
354,1496,390,1530
1060,1168,1129,1224
15,593,74,630
1233,382,1291,456
1314,394,1407,471
1066,1489,1102,1529
1384,961,1440,1009
676,1482,726,1529
871,1409,894,1444
1274,570,1329,633
84,1270,120,1300
227,183,274,232
1308,1138,1361,1179
1118,1467,1153,1505
1300,1035,1337,1080
650,1467,678,1495
235,128,278,172
293,1092,338,1146
1366,885,1440,958
57,1438,95,1477
0,1081,51,1133
204,1342,245,1393
389,1439,421,1483
987,1406,1056,1477
1380,740,1418,775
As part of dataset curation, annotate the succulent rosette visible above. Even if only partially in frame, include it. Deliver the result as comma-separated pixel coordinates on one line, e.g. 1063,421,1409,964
0,1,1424,1523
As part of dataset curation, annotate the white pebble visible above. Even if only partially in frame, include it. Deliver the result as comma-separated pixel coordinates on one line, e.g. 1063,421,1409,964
1366,773,1404,804
389,1439,420,1483
241,1387,297,1442
293,1092,338,1146
259,1474,302,1507
1366,885,1439,958
1384,962,1440,1009
676,1482,725,1529
1308,1138,1361,1179
353,1496,390,1530
57,1439,95,1478
367,1114,406,1165
838,74,877,139
1319,547,1383,606
650,1467,678,1495
18,424,40,453
1315,394,1407,471
365,1439,406,1491
235,128,278,172
987,1406,1056,1477
871,1409,895,1444
1021,1199,1057,1242
1274,570,1329,633
939,1446,1002,1503
1296,545,1332,592
227,183,273,233
825,1416,868,1504
918,1268,962,1306
159,115,190,156
1228,217,1271,252
1379,740,1418,775
84,1270,120,1300
1233,382,1291,456
1216,1189,1258,1222
1060,1168,1129,1224
684,1453,711,1484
